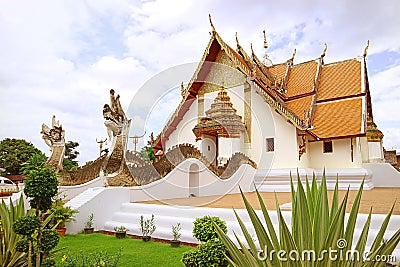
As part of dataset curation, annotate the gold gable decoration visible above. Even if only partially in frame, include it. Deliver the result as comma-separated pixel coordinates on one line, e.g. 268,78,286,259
366,116,383,142
193,87,245,140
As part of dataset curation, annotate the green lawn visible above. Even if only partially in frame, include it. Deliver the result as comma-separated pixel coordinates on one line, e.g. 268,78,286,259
55,233,193,266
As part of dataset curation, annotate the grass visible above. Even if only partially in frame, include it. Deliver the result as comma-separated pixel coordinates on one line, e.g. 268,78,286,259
55,233,193,266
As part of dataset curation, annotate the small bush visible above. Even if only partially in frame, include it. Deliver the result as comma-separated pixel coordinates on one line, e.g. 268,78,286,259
13,215,40,236
15,239,29,253
182,241,228,267
41,229,60,252
192,216,227,242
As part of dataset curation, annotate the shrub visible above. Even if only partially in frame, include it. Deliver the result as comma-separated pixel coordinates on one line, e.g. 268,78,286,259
192,216,227,242
0,197,26,266
41,230,60,252
15,239,29,253
182,241,228,267
140,214,156,237
182,216,229,266
13,215,40,236
215,173,400,266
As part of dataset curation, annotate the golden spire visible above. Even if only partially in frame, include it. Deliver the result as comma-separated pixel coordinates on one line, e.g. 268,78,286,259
250,43,255,55
263,29,268,49
321,43,328,58
364,40,370,57
290,48,297,61
209,14,215,33
180,81,185,97
262,29,272,66
235,32,240,50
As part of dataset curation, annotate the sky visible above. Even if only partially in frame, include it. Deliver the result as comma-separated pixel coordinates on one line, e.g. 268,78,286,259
0,0,399,164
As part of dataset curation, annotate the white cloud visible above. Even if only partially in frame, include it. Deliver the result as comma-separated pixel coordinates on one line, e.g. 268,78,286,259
0,0,399,165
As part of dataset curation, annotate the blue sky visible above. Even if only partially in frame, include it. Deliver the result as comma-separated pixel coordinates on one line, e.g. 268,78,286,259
0,0,399,164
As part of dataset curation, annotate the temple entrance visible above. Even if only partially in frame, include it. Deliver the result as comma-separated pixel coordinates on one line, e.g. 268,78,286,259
189,163,199,197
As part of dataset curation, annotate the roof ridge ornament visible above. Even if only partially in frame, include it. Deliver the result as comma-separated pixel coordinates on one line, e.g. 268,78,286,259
209,14,216,34
262,29,273,67
321,43,328,58
364,40,370,57
235,32,240,50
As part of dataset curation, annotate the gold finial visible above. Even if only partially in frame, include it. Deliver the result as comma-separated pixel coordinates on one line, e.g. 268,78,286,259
209,14,215,33
235,32,240,49
364,40,370,57
180,81,185,97
250,43,255,55
291,48,297,61
263,29,268,49
321,43,328,58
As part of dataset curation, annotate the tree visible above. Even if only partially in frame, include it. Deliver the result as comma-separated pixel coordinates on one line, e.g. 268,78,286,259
63,141,79,170
13,166,61,267
0,138,43,175
139,141,155,162
21,153,47,175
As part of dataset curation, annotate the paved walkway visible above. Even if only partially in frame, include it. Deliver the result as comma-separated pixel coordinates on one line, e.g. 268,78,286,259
141,187,400,215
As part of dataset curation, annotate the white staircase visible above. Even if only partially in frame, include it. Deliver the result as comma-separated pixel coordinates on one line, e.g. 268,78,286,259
103,202,400,264
103,203,257,244
65,187,105,210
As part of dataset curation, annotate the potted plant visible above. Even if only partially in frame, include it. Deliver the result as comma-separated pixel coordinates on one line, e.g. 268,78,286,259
114,226,127,239
84,213,94,234
140,214,156,242
170,223,182,247
51,200,78,236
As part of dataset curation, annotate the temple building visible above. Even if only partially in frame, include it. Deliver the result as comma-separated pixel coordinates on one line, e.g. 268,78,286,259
149,17,395,190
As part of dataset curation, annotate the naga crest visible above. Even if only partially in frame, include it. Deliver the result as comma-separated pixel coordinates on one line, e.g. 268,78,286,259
103,89,129,142
41,115,65,148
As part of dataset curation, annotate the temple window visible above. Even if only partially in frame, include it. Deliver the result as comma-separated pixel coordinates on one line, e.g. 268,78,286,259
266,138,274,152
323,141,333,153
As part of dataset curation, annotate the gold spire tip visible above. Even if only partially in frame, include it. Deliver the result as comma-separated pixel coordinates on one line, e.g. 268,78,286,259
291,48,297,61
364,40,370,57
209,14,215,32
321,43,328,58
263,29,268,49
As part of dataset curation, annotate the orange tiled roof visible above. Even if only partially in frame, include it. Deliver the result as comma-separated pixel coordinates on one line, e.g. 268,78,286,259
311,97,362,139
317,59,361,101
286,96,313,119
269,63,287,82
285,61,318,98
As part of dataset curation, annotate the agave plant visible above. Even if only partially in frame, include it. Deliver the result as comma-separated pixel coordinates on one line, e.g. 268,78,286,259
0,197,26,267
215,172,400,266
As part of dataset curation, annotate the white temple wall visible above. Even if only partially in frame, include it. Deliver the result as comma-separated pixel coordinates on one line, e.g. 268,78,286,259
368,141,384,163
198,135,217,165
359,136,370,163
164,99,198,150
308,139,363,168
270,111,300,169
249,89,274,169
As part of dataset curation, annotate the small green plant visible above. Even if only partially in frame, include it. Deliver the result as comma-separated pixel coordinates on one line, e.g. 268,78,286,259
182,240,229,267
182,216,229,266
51,200,78,229
0,197,27,267
192,216,227,242
60,249,122,267
214,173,400,266
113,226,127,233
85,213,94,229
140,214,156,237
171,223,182,241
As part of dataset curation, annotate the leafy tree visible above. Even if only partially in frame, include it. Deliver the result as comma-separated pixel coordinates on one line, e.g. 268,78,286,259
21,153,47,175
13,166,61,267
63,141,79,170
0,138,43,174
139,141,155,162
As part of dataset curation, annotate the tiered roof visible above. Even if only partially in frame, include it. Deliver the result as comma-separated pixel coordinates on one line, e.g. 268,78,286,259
152,18,375,151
